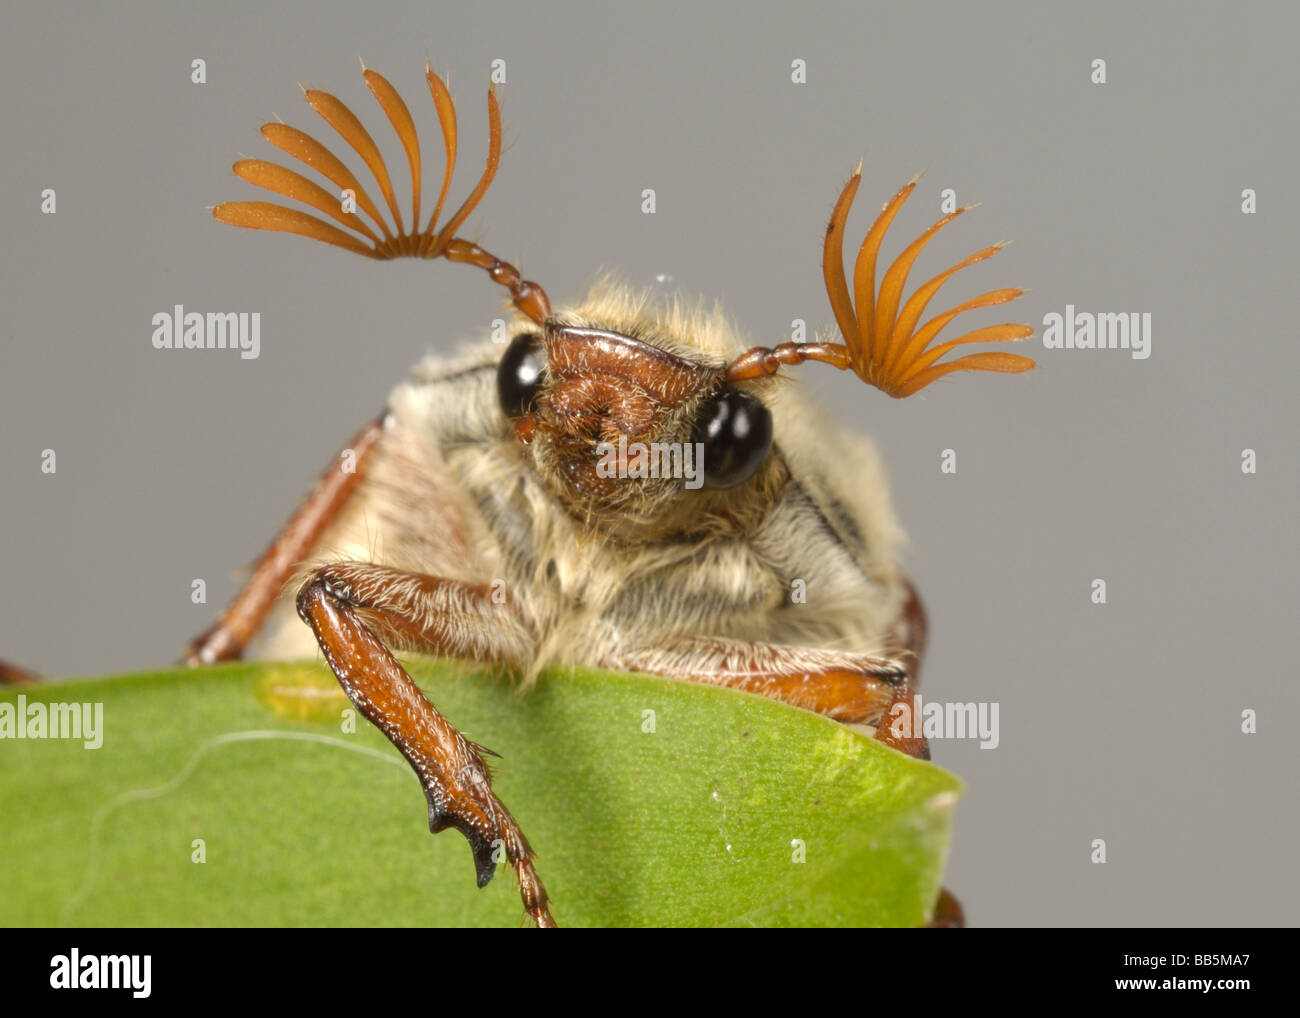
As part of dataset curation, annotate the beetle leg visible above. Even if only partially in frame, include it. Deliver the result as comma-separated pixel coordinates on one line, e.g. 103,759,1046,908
611,580,927,736
874,575,932,757
928,887,965,928
0,658,40,685
885,576,927,685
294,562,553,928
182,413,388,665
881,579,965,926
613,636,911,726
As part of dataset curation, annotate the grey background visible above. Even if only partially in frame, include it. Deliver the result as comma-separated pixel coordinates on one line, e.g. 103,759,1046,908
2,1,1296,926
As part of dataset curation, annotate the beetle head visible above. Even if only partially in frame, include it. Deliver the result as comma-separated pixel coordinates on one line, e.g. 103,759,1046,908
498,317,785,537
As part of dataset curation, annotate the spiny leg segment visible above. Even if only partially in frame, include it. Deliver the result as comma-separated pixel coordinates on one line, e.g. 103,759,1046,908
294,563,553,927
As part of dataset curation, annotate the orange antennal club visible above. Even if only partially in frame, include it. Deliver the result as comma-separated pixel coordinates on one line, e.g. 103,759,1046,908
213,67,551,325
727,171,1034,397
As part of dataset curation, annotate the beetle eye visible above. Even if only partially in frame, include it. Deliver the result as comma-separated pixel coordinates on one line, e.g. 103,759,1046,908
690,389,773,489
497,332,545,419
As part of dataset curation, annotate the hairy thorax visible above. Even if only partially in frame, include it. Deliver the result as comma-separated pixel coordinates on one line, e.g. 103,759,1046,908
256,285,909,669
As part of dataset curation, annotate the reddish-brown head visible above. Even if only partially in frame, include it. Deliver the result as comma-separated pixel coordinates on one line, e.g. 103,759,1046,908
497,322,780,518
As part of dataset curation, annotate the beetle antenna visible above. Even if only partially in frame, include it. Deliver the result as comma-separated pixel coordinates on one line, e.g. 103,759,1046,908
213,67,552,325
726,170,1034,397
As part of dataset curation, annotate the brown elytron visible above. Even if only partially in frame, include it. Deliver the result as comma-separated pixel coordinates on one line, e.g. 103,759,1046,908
202,66,1035,928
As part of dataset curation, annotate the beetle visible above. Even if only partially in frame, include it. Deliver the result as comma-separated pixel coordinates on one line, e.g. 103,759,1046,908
186,65,1034,927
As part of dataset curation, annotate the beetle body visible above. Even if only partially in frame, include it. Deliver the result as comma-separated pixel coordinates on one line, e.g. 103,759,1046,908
258,283,910,707
187,65,1032,926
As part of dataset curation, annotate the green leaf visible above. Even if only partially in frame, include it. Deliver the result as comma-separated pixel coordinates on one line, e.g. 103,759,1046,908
0,660,961,927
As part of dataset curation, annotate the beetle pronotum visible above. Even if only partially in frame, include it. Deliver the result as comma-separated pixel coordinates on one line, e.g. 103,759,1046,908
190,65,1034,928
